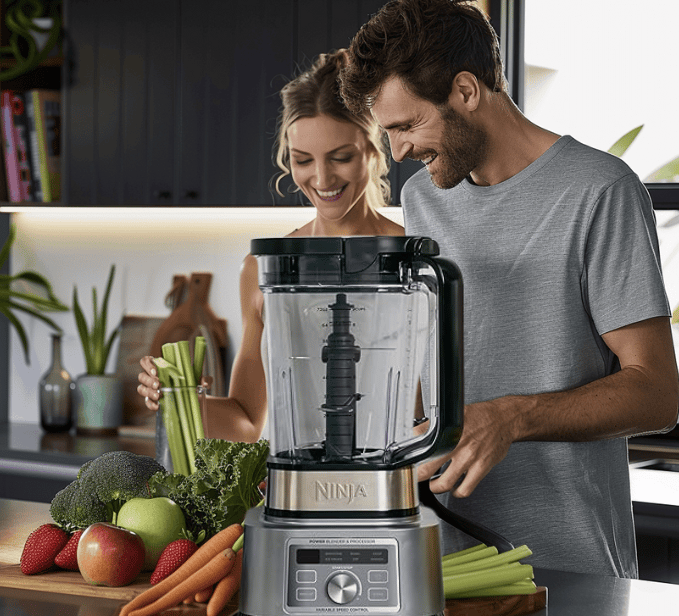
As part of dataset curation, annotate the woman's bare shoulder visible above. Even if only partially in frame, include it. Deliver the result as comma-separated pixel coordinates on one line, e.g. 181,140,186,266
377,213,405,236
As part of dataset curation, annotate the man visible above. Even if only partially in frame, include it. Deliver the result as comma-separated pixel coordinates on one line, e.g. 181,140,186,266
339,0,679,577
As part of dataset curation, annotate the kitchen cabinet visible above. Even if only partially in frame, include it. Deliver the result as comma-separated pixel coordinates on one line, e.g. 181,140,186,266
63,0,419,206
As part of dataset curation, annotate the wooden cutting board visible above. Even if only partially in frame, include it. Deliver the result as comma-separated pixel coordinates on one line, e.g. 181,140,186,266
444,587,547,616
0,565,240,614
0,564,154,601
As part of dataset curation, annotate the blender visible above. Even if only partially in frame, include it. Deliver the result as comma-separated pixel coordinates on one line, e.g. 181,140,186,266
238,236,463,616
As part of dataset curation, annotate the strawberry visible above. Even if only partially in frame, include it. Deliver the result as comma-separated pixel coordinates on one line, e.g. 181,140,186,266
54,529,84,571
150,539,198,585
20,524,70,575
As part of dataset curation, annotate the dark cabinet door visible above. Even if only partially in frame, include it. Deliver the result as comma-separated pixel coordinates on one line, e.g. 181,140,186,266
63,0,416,206
65,0,178,205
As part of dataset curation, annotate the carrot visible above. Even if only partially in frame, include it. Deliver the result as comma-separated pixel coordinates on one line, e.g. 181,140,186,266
182,584,213,604
120,523,243,616
207,550,244,616
128,548,238,616
194,585,214,603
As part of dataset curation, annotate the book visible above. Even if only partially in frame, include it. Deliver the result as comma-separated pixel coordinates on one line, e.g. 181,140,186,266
24,93,45,202
1,91,35,202
27,89,61,202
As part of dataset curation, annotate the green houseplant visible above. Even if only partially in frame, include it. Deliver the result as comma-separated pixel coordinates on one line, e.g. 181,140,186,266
0,224,68,363
72,264,123,434
73,263,119,375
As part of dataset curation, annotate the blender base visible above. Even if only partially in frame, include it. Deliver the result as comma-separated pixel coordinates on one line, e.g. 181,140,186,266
238,506,445,616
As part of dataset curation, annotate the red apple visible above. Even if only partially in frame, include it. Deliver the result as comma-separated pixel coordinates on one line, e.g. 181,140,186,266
77,522,145,586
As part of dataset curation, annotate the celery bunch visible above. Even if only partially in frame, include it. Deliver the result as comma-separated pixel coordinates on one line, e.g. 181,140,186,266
154,337,207,476
442,543,537,599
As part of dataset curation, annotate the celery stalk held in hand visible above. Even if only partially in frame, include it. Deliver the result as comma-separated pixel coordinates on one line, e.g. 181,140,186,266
153,336,207,475
160,342,197,471
176,340,206,442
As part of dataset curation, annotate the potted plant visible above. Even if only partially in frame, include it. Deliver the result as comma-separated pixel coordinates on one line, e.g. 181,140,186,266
0,224,68,364
72,264,122,434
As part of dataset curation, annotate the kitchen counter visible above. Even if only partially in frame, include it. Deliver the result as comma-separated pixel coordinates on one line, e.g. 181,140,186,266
3,499,679,616
0,422,155,503
627,437,679,541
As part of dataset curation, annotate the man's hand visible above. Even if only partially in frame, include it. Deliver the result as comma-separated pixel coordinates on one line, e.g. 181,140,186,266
417,317,679,499
418,398,517,497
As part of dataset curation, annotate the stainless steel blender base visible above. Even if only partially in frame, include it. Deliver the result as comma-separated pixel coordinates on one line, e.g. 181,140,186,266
238,506,445,616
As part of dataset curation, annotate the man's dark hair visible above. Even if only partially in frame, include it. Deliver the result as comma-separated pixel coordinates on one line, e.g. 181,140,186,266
339,0,505,113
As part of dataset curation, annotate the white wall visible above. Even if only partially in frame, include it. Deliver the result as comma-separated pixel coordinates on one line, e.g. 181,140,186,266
8,207,400,424
524,0,679,182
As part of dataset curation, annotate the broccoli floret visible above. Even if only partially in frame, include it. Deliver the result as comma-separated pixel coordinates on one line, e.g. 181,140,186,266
77,451,166,524
50,478,110,533
50,450,167,530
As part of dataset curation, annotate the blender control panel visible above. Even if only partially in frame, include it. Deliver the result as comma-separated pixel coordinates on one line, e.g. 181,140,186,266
286,537,400,613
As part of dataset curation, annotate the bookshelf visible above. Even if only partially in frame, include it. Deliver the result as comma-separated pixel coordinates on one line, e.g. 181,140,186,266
0,0,63,205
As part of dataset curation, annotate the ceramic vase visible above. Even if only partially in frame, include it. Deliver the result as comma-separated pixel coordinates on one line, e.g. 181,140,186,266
39,334,75,432
74,374,123,435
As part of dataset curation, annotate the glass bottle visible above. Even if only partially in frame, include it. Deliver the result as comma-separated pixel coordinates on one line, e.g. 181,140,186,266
39,333,75,432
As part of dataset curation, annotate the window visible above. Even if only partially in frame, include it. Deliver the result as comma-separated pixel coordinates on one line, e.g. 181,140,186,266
516,0,679,209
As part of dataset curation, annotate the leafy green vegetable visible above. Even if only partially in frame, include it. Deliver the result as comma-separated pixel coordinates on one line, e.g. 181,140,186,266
49,450,166,531
149,438,269,540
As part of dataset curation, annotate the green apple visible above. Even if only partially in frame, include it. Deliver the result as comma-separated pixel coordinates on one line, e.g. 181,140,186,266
116,497,186,570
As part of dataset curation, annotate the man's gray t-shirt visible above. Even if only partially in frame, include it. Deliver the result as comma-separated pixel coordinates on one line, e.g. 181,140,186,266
403,135,670,577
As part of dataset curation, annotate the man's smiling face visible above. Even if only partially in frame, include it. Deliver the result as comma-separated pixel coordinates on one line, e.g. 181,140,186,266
371,75,487,189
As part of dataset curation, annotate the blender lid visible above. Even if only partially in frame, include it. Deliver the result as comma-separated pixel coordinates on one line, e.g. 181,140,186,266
251,236,440,259
251,236,441,284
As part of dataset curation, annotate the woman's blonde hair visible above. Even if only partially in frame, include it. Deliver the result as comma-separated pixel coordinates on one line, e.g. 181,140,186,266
273,49,391,207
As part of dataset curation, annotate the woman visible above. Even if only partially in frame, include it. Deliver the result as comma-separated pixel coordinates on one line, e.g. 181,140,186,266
137,50,403,442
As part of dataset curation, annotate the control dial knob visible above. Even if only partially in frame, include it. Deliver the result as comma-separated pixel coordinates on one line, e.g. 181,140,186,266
326,571,360,604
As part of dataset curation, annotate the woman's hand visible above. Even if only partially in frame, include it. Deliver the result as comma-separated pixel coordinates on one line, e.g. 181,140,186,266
137,355,161,411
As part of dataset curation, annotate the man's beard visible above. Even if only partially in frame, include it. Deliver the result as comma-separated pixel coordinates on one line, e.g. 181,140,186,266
419,105,487,190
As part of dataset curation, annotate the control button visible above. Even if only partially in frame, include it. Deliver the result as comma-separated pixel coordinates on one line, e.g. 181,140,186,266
368,587,389,602
296,588,317,601
296,570,317,583
368,569,389,584
326,571,360,604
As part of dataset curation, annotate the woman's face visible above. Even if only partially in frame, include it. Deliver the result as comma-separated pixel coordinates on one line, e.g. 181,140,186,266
287,114,373,219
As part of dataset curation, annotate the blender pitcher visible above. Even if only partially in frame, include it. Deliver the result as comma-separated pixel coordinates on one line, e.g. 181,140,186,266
255,235,463,476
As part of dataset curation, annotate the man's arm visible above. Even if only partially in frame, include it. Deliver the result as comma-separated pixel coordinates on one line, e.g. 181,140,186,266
419,316,679,497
